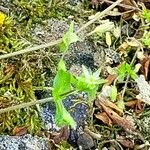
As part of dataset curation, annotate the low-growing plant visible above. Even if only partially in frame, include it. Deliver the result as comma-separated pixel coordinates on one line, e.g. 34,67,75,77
117,62,137,81
52,22,106,128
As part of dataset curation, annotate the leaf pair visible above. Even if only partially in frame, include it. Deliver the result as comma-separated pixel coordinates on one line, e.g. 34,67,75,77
52,61,106,128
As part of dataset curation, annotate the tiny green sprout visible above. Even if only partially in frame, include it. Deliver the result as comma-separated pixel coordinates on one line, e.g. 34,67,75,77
76,65,106,101
142,32,150,47
118,63,137,81
117,99,125,111
59,21,80,53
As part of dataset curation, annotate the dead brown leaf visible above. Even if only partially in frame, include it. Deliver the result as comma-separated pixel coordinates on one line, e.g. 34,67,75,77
91,0,139,19
95,112,113,126
140,54,150,79
135,99,144,114
53,126,69,144
117,136,134,148
105,74,117,86
12,126,27,136
96,96,123,114
125,99,144,114
125,100,138,108
95,96,135,133
101,103,135,133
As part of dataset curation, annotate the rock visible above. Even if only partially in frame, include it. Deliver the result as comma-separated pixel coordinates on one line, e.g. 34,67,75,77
0,134,50,150
77,132,94,150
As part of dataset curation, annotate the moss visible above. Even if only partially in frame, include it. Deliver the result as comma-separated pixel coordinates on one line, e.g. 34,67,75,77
0,0,63,134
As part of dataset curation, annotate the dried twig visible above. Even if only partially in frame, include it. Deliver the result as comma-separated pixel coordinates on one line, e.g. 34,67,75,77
0,97,53,114
0,39,62,60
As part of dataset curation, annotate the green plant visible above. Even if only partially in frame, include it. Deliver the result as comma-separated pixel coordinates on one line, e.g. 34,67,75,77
117,63,137,81
75,65,106,101
52,22,106,128
142,8,150,22
142,32,150,47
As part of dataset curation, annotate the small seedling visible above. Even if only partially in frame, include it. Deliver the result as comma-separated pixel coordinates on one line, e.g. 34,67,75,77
52,22,106,128
117,63,137,81
75,65,106,101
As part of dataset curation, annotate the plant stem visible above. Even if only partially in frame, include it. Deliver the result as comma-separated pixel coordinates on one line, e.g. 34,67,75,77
0,97,53,114
0,0,123,60
0,39,62,60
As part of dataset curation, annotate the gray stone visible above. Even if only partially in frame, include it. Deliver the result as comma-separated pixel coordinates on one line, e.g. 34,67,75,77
0,134,49,150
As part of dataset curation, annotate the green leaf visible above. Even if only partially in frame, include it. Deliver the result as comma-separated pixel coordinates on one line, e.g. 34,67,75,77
68,21,74,33
130,71,137,80
118,63,126,81
53,69,71,100
125,63,137,80
59,42,68,53
118,63,137,81
55,100,76,129
59,22,80,53
93,68,101,79
110,85,117,102
58,59,66,71
82,65,91,79
142,32,150,47
74,66,106,101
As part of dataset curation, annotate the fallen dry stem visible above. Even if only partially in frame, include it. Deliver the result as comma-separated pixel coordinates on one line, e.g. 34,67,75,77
0,0,123,60
0,97,53,114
